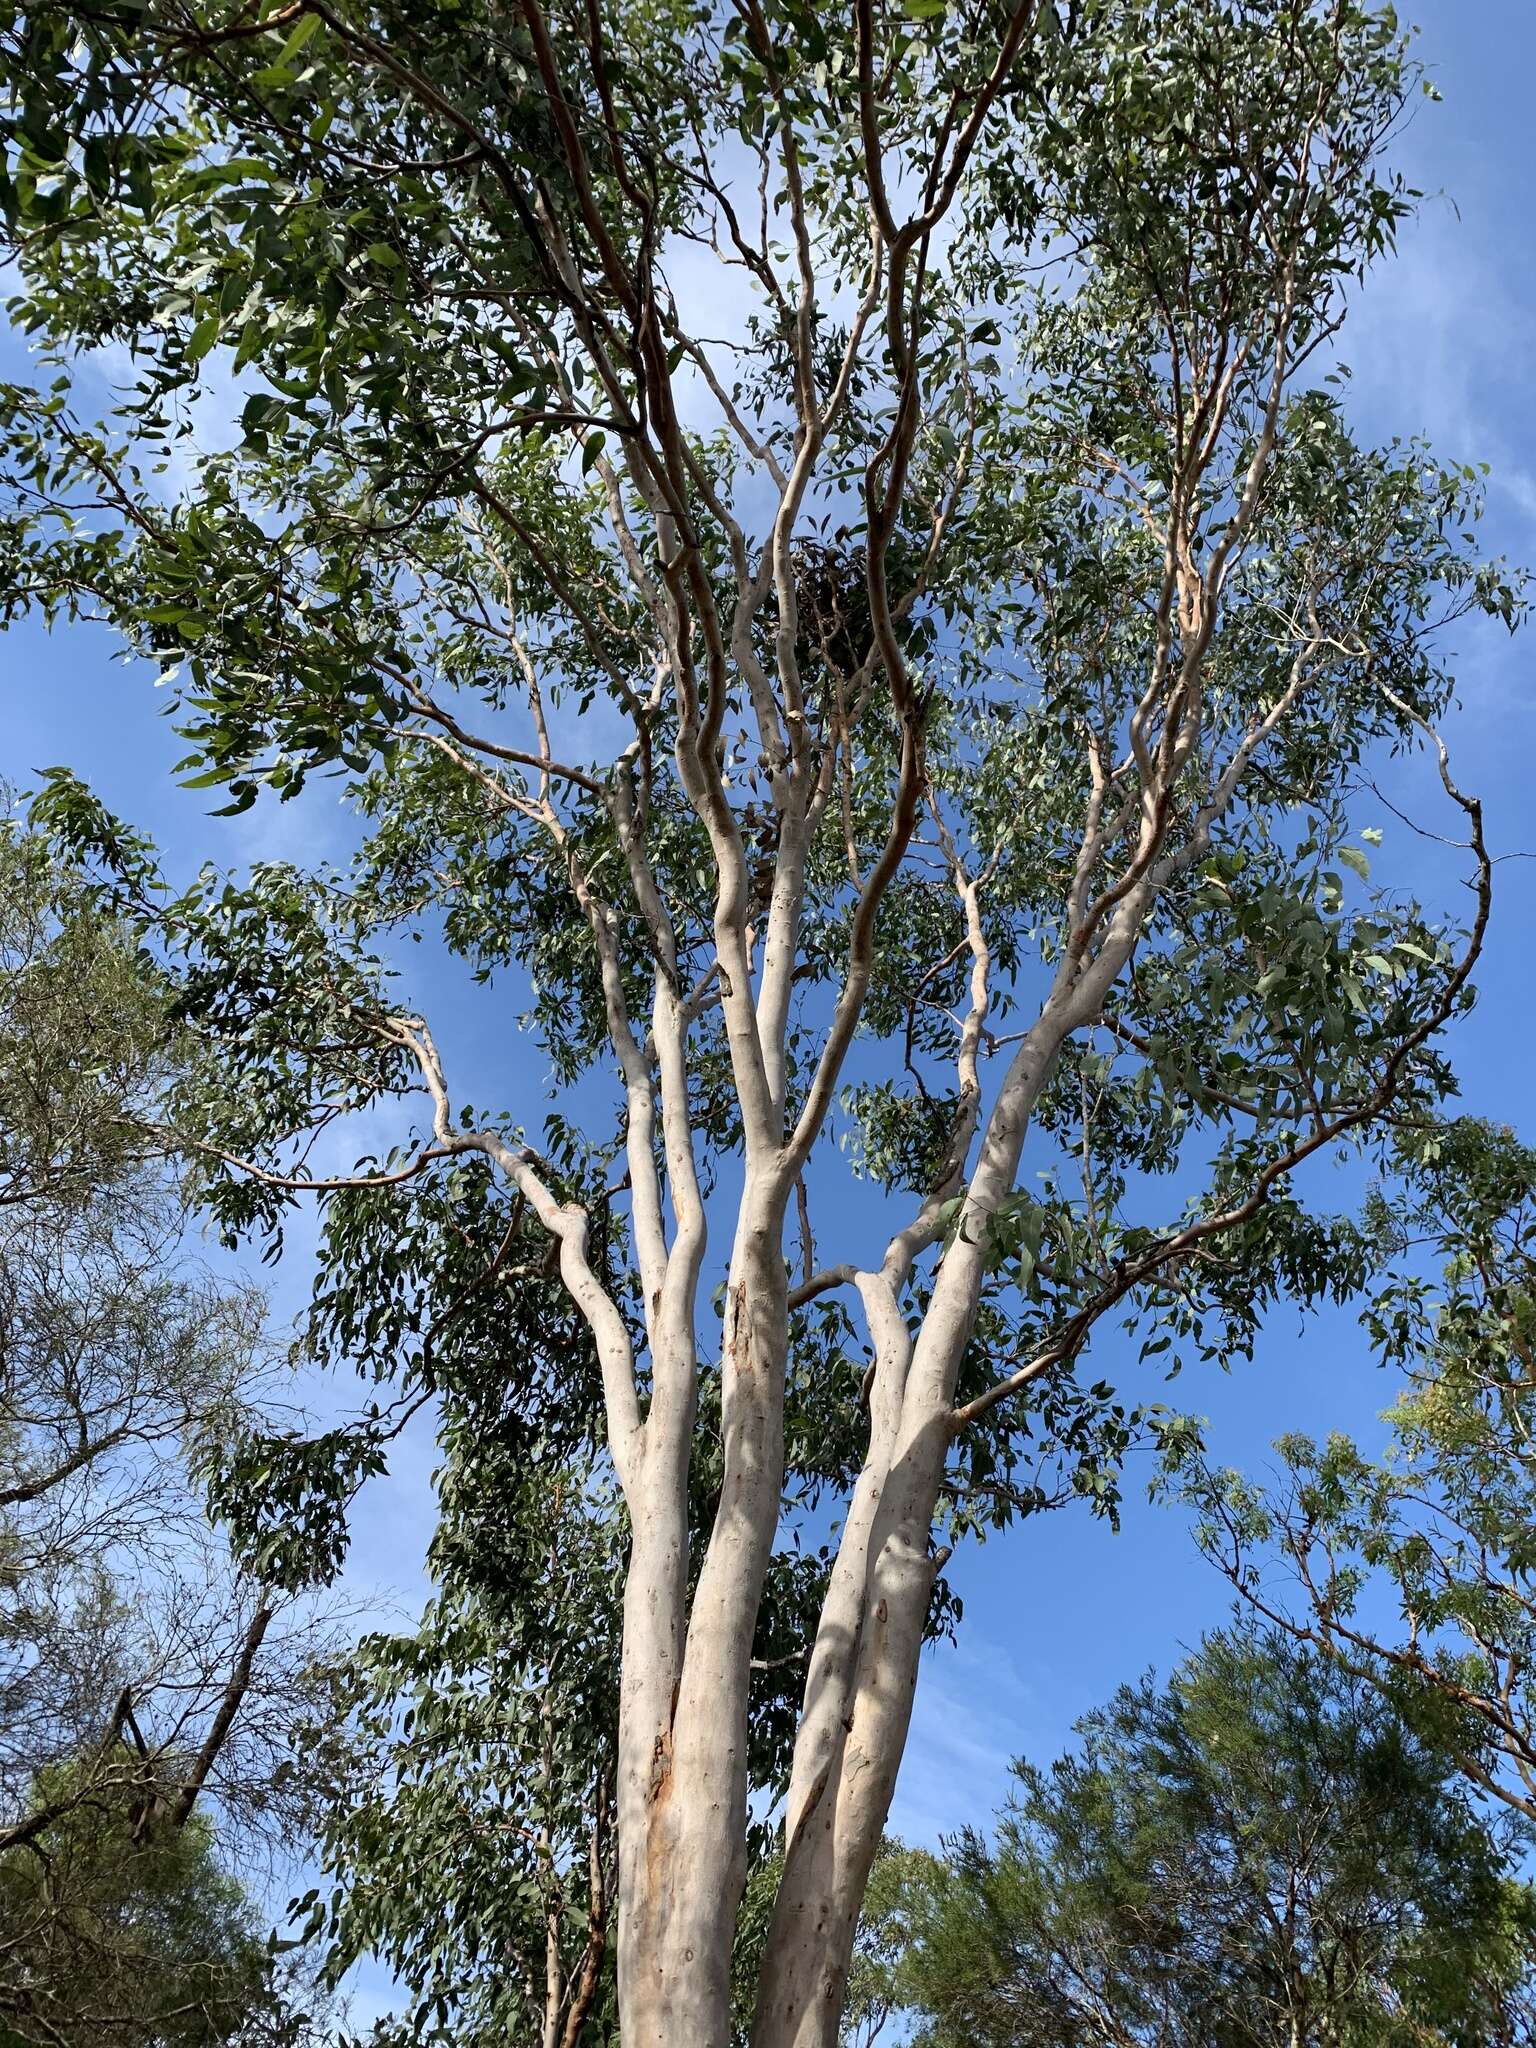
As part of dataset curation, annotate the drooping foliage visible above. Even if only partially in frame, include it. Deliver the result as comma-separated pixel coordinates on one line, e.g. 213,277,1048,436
0,0,1525,2035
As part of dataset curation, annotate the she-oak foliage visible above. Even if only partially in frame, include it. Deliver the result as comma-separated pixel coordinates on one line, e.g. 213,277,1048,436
867,1630,1536,2047
0,0,1524,2039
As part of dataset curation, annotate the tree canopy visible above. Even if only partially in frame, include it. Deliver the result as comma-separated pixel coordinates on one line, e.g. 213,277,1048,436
0,0,1524,2039
862,1629,1536,2048
0,1790,322,2048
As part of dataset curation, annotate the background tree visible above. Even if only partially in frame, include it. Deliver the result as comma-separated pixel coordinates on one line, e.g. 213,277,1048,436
836,1840,936,2048
868,1628,1536,2048
0,819,336,2044
1180,1116,1536,1827
0,806,165,1216
315,1452,624,2048
0,1791,325,2048
0,0,1524,2040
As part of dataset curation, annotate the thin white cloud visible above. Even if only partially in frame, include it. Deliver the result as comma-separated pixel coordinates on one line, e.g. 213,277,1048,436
1342,198,1536,533
890,1633,1043,1848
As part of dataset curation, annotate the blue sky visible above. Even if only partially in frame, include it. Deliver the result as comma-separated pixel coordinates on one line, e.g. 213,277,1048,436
888,0,1536,1844
5,0,1535,2021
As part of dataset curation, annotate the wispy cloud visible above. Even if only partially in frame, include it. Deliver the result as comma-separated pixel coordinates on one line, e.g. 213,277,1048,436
891,1633,1044,1848
1342,199,1536,536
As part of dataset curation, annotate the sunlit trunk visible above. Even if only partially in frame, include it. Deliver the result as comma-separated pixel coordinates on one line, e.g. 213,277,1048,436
753,997,1092,2045
618,1201,791,2046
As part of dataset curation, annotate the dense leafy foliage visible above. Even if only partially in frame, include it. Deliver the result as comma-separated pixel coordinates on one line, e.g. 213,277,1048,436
0,1789,319,2048
862,1630,1536,2047
0,811,169,1211
314,1449,624,2046
0,0,1526,2034
0,0,1509,1612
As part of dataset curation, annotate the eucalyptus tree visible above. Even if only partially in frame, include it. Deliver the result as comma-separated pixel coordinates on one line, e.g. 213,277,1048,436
1180,1116,1536,1828
305,1166,834,2046
0,0,1523,2041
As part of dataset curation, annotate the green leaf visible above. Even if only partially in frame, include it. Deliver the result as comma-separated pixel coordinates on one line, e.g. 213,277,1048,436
274,10,323,66
186,314,221,363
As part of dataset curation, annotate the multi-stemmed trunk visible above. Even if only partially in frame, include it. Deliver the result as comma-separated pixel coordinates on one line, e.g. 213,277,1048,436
751,984,1121,2045
612,969,1131,2045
